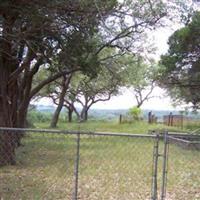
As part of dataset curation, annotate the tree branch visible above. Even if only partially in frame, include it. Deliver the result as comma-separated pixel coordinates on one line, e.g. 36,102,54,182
30,68,80,99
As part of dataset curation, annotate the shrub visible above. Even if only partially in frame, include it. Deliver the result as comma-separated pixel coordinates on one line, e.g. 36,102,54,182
27,111,52,124
129,106,142,121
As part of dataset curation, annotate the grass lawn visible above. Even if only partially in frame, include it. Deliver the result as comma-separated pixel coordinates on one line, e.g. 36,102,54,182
35,120,182,133
0,121,200,200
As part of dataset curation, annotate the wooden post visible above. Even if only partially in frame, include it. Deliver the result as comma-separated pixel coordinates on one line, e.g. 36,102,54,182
119,114,122,124
148,111,152,124
152,114,155,124
181,114,184,129
155,117,158,124
169,112,173,126
171,115,173,126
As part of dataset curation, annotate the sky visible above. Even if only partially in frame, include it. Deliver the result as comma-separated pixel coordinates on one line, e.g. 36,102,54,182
87,87,176,110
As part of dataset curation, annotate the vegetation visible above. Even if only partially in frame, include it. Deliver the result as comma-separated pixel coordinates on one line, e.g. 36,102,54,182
159,11,200,109
0,1,199,199
0,0,169,165
0,121,199,200
26,108,200,132
35,120,180,133
124,56,158,108
41,62,124,127
128,106,142,121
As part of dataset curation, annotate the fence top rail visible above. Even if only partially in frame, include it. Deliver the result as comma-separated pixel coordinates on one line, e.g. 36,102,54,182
0,127,159,138
168,135,200,144
168,132,200,137
0,127,199,139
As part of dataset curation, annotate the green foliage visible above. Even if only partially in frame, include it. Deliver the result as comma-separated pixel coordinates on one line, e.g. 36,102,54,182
159,11,200,109
27,111,52,123
27,111,70,124
119,54,158,107
122,55,155,87
129,106,142,121
184,122,200,133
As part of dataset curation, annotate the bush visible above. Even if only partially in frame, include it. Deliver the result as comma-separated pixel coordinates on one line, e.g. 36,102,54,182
27,111,52,124
129,106,142,121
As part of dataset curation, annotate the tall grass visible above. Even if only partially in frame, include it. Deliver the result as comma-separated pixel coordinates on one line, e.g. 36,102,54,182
35,120,181,134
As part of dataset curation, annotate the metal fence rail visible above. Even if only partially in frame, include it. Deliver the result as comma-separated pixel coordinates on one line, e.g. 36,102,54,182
0,127,200,200
0,127,158,138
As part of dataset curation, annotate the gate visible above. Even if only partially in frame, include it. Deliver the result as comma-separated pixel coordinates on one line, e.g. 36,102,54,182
151,132,169,200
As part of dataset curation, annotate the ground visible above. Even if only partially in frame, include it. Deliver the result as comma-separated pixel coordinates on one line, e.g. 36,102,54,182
0,121,200,199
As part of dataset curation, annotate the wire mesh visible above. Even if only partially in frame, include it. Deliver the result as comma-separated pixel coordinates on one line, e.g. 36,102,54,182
0,130,76,200
166,135,200,200
78,134,155,200
1,128,199,200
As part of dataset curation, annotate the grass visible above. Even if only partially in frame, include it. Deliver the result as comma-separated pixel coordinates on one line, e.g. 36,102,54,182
35,120,182,133
0,121,200,199
183,120,200,132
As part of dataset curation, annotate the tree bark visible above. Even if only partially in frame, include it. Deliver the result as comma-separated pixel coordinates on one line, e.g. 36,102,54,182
0,15,19,166
85,109,88,121
50,93,65,128
80,106,88,121
68,108,73,123
50,76,71,128
73,107,81,121
0,67,18,165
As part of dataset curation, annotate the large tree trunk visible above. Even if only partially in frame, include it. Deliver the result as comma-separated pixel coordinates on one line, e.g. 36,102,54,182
0,15,19,166
0,68,18,165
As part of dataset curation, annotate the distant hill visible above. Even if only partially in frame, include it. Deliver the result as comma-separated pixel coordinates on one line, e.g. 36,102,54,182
35,105,200,121
36,105,55,112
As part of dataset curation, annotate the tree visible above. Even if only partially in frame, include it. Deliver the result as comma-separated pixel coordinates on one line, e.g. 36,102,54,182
122,55,158,108
159,11,200,109
50,75,72,128
40,73,76,126
47,46,129,123
0,0,174,165
71,66,122,121
46,62,123,123
0,0,117,165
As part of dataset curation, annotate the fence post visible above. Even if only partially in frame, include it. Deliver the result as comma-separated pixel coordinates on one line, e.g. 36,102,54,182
151,134,160,200
161,131,169,200
181,114,184,130
119,114,122,124
73,131,81,200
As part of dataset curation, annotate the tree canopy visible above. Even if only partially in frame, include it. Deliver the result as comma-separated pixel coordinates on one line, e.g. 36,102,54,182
0,0,187,165
159,11,200,109
120,55,158,107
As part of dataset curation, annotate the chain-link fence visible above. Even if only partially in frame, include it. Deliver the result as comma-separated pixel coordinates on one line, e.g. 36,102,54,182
0,129,77,199
166,134,200,200
78,134,156,200
0,128,200,200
